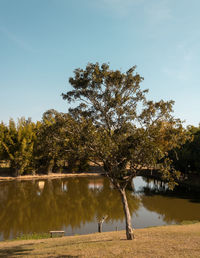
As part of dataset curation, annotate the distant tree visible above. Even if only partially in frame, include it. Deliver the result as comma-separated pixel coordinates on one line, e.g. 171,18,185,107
170,125,200,175
34,109,90,174
0,122,6,159
62,63,188,240
35,110,68,174
63,116,90,172
0,118,36,176
0,122,8,170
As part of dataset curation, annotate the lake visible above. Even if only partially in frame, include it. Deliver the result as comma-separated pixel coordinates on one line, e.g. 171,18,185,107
0,176,200,240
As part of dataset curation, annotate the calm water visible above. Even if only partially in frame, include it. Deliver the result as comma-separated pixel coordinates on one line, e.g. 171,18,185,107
0,176,200,240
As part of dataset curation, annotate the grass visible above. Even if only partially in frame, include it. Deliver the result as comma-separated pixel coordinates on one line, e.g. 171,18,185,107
0,223,200,257
181,220,199,225
15,232,50,240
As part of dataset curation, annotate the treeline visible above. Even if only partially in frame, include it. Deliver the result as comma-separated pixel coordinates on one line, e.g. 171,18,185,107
0,109,90,176
0,109,200,177
169,125,200,176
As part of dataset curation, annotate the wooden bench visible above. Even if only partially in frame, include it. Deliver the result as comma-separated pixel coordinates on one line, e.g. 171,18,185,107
50,231,65,238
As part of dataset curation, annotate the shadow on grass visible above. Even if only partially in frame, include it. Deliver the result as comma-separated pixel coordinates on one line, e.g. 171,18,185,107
66,239,113,246
0,245,33,257
0,246,81,258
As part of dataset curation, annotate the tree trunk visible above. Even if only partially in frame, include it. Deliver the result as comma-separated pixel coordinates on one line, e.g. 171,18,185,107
97,216,107,233
14,168,19,177
119,188,134,240
98,222,102,233
32,170,36,176
47,159,54,174
56,166,62,174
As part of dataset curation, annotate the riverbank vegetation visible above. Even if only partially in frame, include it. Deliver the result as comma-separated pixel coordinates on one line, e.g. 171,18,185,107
0,118,199,176
0,223,200,257
169,125,200,176
0,111,90,176
0,115,199,179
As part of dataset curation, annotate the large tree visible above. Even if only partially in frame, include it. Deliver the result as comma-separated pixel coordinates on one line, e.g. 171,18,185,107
62,63,188,240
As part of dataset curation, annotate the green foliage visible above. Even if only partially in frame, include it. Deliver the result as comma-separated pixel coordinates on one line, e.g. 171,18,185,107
63,116,90,172
34,109,89,174
62,62,188,189
0,118,37,176
0,110,90,175
170,125,200,175
0,122,7,160
15,232,50,240
35,109,68,174
180,220,199,225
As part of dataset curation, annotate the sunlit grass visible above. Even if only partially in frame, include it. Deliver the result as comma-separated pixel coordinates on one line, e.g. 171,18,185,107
0,223,199,257
181,220,199,225
15,232,50,240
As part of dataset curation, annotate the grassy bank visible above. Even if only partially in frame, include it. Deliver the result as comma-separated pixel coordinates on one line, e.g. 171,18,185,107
0,172,102,181
0,223,200,257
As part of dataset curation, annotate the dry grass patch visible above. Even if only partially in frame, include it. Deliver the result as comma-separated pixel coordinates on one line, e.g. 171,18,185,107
0,223,200,257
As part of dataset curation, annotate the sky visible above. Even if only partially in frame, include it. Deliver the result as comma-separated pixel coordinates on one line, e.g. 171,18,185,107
0,0,199,126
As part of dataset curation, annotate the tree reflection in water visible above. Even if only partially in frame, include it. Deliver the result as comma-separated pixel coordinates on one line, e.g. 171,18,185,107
0,177,140,240
140,177,200,224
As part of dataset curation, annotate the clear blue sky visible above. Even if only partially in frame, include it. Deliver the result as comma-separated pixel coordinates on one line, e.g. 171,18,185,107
0,0,199,126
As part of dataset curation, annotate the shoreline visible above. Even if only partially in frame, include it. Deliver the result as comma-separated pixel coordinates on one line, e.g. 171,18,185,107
0,172,104,182
1,169,200,190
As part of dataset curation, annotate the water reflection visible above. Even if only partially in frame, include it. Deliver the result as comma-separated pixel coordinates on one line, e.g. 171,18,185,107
139,177,200,224
0,177,139,240
0,176,199,241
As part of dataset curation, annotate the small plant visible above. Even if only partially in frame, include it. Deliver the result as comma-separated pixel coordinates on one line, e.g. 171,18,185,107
15,232,50,240
181,220,199,225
